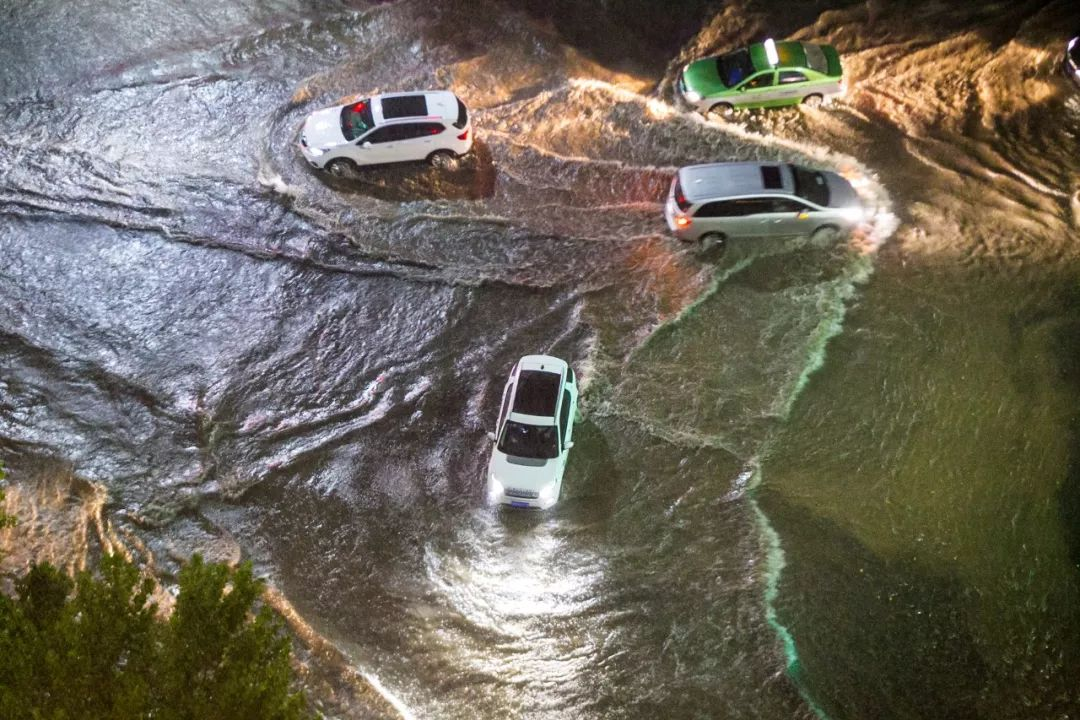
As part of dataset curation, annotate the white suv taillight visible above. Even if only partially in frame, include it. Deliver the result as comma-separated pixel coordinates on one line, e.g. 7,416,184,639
457,129,469,141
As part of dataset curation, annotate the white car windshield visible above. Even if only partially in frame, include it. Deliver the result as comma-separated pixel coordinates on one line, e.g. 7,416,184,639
498,421,558,460
340,100,375,141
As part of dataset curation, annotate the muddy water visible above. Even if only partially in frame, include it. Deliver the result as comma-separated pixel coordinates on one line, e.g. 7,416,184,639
2,0,1079,718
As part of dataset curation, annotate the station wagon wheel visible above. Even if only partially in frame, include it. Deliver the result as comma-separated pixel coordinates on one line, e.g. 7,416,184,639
801,93,824,108
325,158,357,177
698,232,727,254
428,150,459,170
810,225,841,244
707,102,735,119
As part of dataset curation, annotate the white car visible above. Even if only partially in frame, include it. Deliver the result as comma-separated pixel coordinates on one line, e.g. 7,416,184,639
486,355,578,509
298,90,473,173
664,162,865,251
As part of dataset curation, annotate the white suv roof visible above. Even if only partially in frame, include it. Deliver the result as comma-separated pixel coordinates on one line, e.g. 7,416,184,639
678,162,795,202
373,90,461,126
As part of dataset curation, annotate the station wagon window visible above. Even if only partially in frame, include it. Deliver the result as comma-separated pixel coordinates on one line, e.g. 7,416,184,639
778,71,809,84
558,390,571,448
744,72,776,90
695,198,773,217
790,165,831,206
770,198,811,213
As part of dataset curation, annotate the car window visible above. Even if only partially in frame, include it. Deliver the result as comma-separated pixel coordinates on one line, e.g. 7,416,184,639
558,389,572,448
769,198,811,213
340,100,374,141
396,122,446,140
717,49,754,87
744,72,776,90
790,165,831,206
512,370,560,417
498,421,558,460
695,199,772,217
778,71,809,85
454,97,468,129
381,95,428,119
362,126,396,144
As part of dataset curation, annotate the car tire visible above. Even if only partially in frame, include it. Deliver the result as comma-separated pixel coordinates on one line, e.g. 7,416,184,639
810,225,841,244
698,232,727,254
428,150,459,170
707,102,735,119
802,94,824,108
325,158,357,176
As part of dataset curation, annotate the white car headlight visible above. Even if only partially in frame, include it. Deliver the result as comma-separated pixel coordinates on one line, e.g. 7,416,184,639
683,89,702,103
308,146,325,157
538,482,558,502
488,477,504,502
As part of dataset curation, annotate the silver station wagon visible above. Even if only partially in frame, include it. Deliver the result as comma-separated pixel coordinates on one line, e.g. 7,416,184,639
664,162,865,251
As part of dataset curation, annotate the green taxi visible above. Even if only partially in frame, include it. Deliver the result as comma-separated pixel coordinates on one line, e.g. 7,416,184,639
677,38,843,117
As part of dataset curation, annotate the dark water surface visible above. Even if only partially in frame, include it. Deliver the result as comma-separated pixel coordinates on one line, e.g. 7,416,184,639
2,0,1079,717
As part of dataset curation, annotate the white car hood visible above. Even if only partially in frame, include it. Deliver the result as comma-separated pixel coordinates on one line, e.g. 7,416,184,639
488,449,558,490
302,106,347,149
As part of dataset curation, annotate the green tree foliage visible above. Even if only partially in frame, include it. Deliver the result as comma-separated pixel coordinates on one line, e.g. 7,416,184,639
0,553,315,720
0,463,16,532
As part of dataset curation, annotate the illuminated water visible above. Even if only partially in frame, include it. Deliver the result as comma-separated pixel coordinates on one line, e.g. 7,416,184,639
1,1,1079,717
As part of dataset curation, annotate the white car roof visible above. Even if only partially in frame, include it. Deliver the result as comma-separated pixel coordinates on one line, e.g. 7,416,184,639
678,162,795,202
372,90,461,125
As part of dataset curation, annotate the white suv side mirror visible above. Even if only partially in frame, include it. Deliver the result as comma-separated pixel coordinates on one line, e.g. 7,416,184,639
486,431,496,442
565,441,574,449
361,141,372,148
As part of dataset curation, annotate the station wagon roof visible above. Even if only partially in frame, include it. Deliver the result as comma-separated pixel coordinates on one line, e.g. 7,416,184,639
678,163,794,202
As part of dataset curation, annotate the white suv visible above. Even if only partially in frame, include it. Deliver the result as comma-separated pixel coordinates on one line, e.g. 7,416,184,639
299,90,473,173
486,355,578,510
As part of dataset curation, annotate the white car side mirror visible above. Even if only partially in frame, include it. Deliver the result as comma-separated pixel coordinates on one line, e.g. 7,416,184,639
361,141,372,148
486,431,496,442
565,441,574,449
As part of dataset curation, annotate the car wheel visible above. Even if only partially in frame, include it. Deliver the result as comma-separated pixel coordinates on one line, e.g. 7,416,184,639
698,232,727,254
802,94,824,108
810,225,841,244
428,150,459,170
325,158,356,177
707,102,735,119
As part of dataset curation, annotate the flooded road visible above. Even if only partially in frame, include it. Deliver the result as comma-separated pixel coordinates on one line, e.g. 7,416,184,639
2,0,1079,717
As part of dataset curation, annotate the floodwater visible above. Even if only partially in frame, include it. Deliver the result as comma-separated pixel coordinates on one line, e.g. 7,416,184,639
1,0,1079,717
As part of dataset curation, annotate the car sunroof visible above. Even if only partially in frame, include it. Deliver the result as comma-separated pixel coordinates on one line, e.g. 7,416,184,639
381,95,428,119
512,370,560,417
761,165,783,189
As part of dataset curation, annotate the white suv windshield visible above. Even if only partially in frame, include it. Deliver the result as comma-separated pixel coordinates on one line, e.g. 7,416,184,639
340,100,374,141
498,421,558,460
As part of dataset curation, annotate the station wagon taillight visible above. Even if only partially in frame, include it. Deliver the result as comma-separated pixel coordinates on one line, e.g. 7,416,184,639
457,129,469,141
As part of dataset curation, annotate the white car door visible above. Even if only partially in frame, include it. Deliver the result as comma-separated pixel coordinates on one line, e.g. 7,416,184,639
350,125,402,166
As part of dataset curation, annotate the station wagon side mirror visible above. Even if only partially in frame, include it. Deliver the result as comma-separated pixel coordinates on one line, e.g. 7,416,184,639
486,431,496,442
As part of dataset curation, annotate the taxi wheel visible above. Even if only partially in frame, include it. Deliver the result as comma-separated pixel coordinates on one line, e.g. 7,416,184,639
802,94,824,108
707,102,735,119
325,159,356,176
698,232,727,254
428,150,459,170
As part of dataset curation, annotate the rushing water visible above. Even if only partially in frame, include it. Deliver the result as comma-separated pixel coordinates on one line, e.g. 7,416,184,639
2,0,1079,717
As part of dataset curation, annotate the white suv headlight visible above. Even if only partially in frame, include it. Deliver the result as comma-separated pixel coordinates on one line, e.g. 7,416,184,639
538,482,558,502
488,477,504,502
